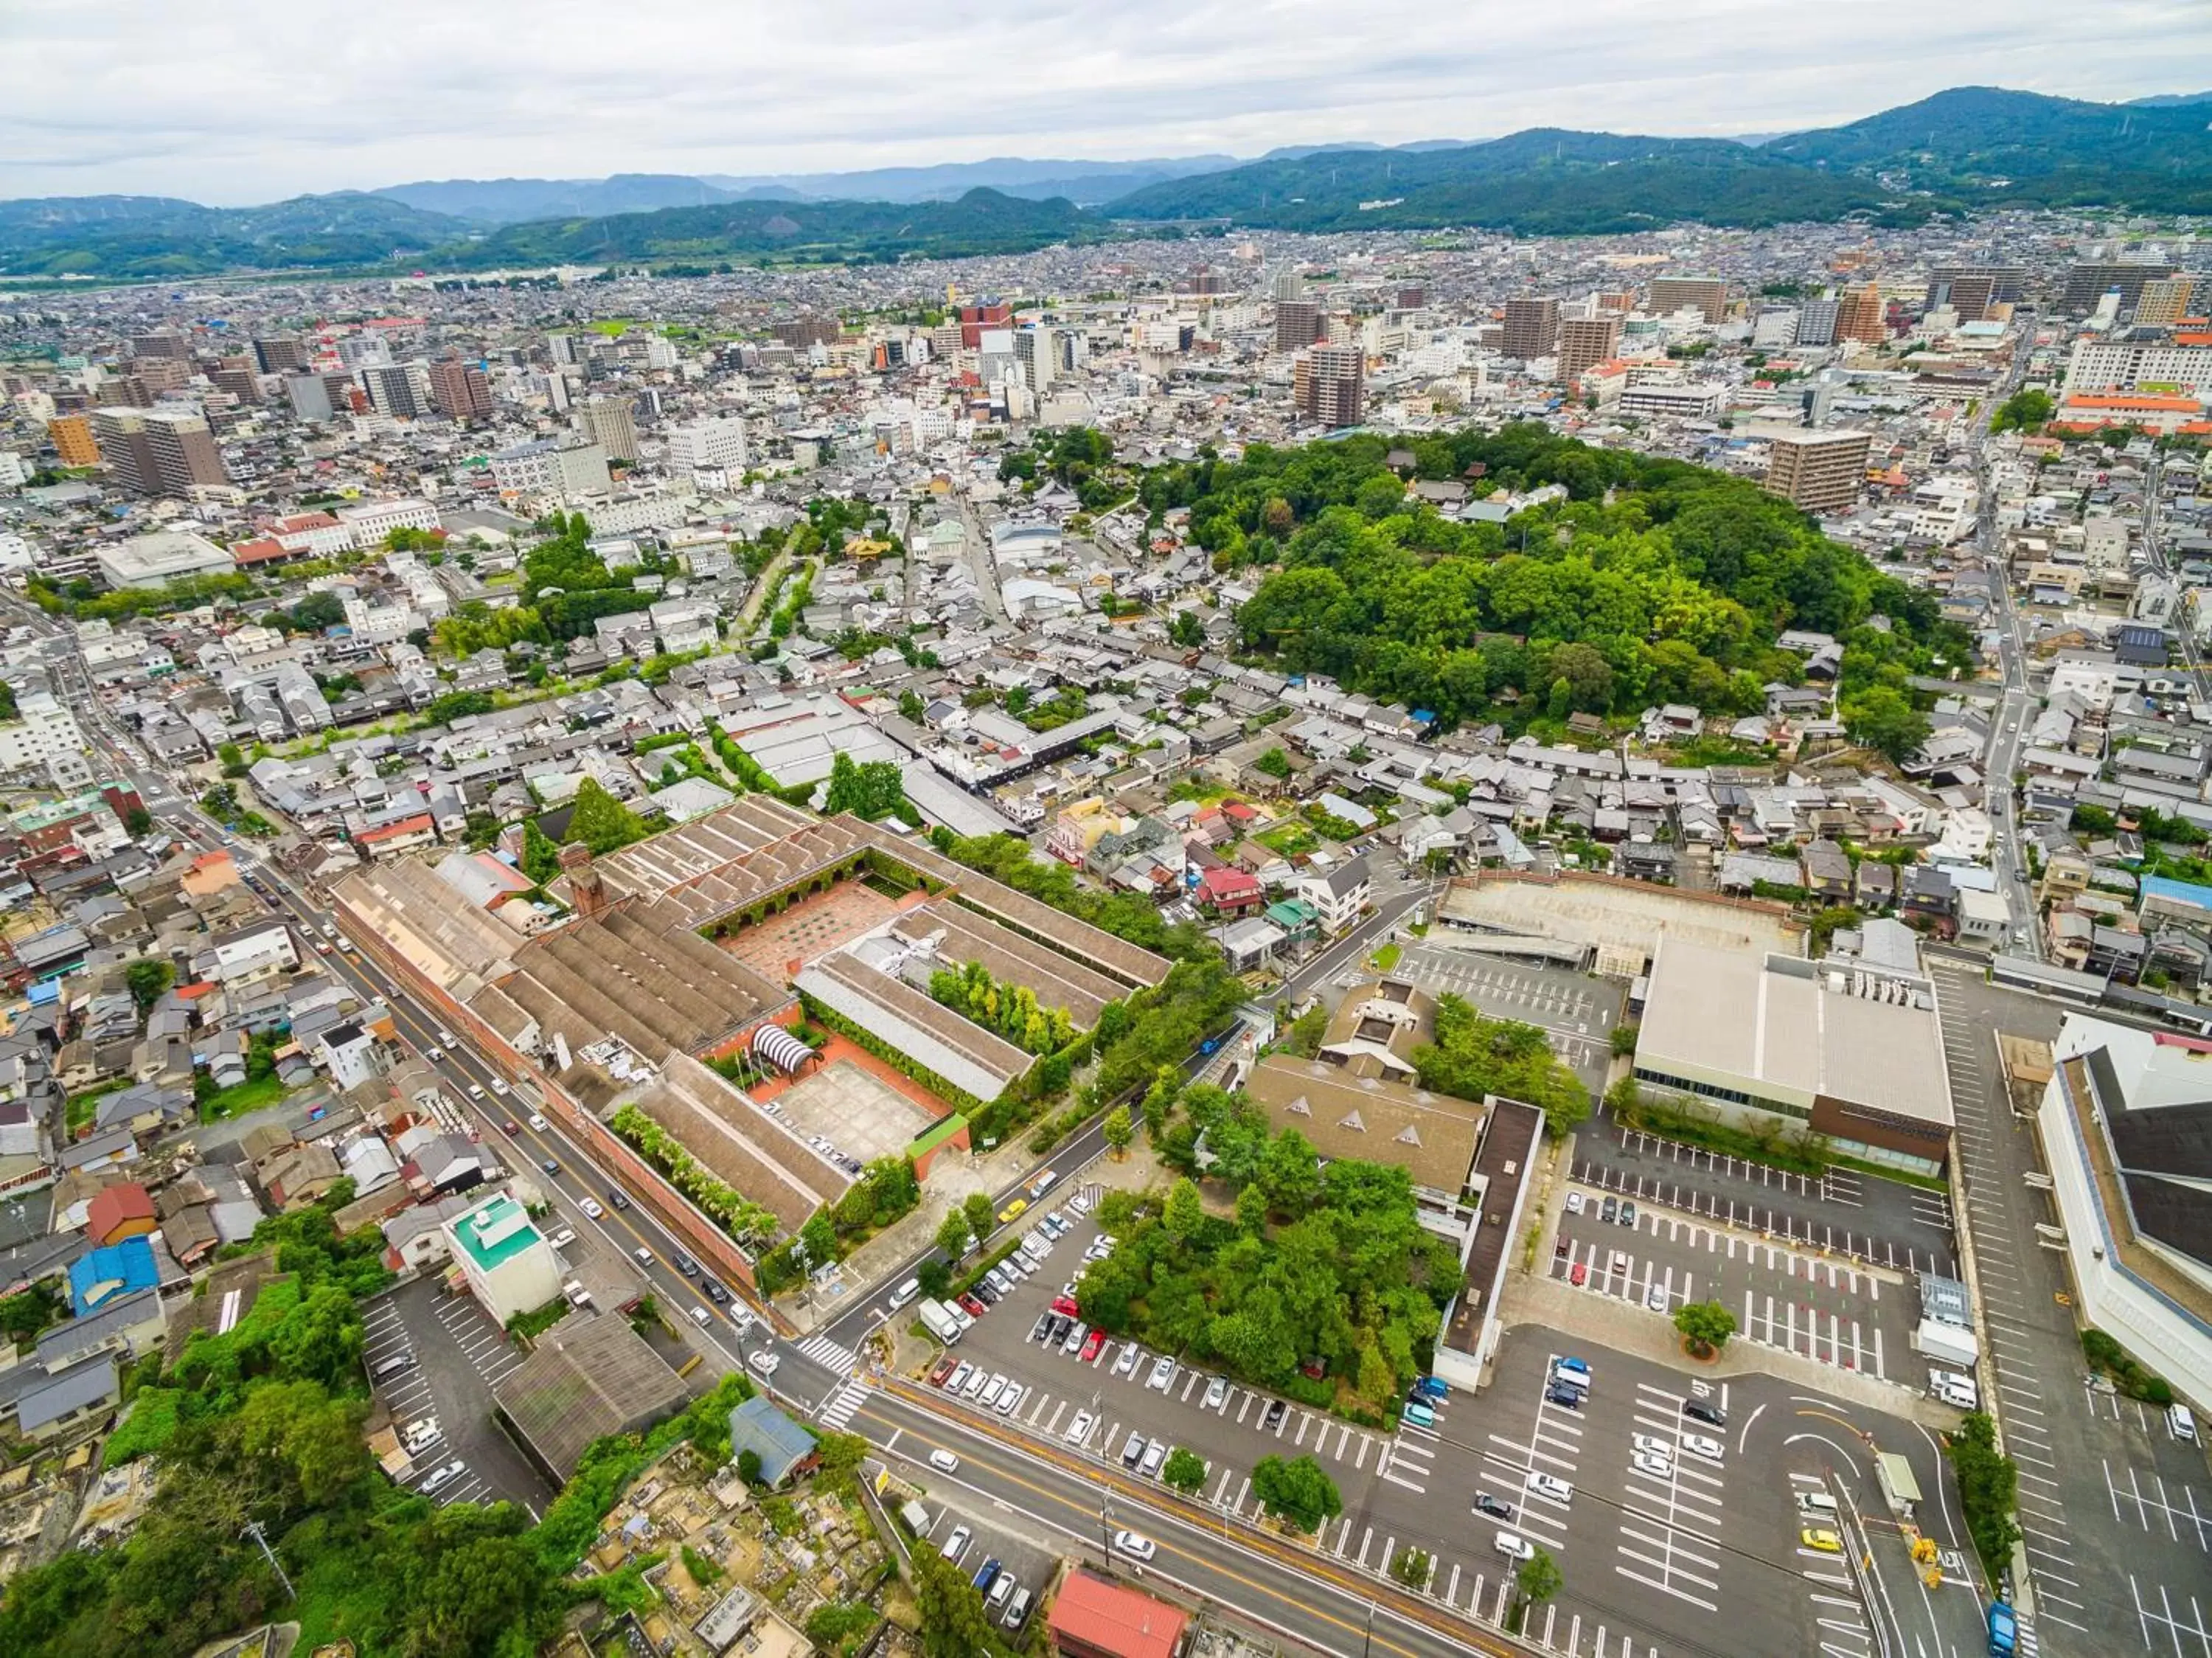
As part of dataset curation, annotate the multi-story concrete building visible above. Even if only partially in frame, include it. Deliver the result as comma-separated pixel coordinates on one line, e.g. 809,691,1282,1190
358,362,431,420
89,407,226,496
1795,297,1841,346
1293,343,1363,429
2062,260,2176,316
2064,336,2212,400
95,527,234,589
442,1190,562,1325
575,395,639,462
665,417,747,474
1835,282,1886,344
46,414,100,467
1762,427,1872,514
1648,276,1728,324
1557,314,1622,389
427,355,493,421
252,335,307,374
0,690,86,785
1502,296,1560,361
1275,299,1322,353
492,440,611,499
2135,277,2199,329
336,497,442,549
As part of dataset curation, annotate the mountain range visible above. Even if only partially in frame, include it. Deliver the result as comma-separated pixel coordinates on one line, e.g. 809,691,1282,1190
1,87,2205,280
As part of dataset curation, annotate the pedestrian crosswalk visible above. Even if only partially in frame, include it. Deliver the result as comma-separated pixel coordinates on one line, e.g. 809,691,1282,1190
799,1333,860,1375
818,1380,872,1431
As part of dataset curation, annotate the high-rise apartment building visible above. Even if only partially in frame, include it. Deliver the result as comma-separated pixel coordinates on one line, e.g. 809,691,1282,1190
253,335,307,375
1763,429,1871,515
1924,266,2025,323
1294,344,1364,429
1275,299,1323,353
1013,325,1057,393
46,414,100,468
1502,297,1561,362
130,332,188,360
427,355,493,421
2062,262,2176,317
665,417,748,474
1648,277,1728,324
2136,277,2199,328
90,407,226,496
358,363,430,420
1835,283,1887,345
1557,315,1623,388
1795,298,1841,347
575,395,639,462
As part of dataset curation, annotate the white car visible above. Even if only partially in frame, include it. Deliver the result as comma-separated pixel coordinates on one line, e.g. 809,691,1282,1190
1203,1376,1228,1410
997,1383,1026,1416
490,1080,509,1096
1680,1433,1725,1464
946,1362,975,1394
420,1460,466,1495
1645,1283,1669,1311
1632,1434,1672,1457
1631,1450,1674,1480
1565,1192,1585,1215
746,1350,781,1378
1113,1345,1142,1378
1112,1530,1157,1561
942,1525,971,1561
929,1448,960,1473
579,1198,603,1220
1525,1471,1573,1504
1147,1355,1178,1392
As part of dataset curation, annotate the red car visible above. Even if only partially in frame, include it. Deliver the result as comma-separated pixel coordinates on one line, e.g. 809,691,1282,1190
1080,1329,1107,1363
503,1120,521,1135
958,1293,988,1319
928,1355,959,1387
1050,1295,1080,1317
1570,1262,1588,1287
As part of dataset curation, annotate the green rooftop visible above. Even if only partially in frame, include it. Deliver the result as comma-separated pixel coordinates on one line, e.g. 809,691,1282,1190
451,1193,543,1273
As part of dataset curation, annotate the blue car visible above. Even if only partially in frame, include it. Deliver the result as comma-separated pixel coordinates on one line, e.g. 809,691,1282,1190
1415,1376,1450,1402
973,1557,1001,1595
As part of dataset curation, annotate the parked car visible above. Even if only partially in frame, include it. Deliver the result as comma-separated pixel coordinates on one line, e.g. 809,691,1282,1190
1079,1330,1106,1363
1203,1376,1228,1410
1065,1409,1095,1443
1620,1201,1638,1227
1545,1383,1585,1410
1263,1398,1288,1431
1147,1355,1178,1392
1600,1196,1619,1224
1801,1528,1842,1553
1564,1192,1584,1215
1525,1471,1573,1504
942,1526,970,1561
1682,1397,1727,1428
1474,1492,1515,1522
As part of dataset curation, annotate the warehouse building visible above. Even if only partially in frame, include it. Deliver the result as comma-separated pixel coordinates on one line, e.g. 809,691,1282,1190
1632,938,1953,1176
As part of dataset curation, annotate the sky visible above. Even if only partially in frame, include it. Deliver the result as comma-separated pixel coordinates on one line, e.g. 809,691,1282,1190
4,0,2212,204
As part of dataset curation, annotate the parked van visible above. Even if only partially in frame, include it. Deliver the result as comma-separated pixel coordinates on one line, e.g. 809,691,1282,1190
372,1352,416,1380
1139,1439,1167,1479
1005,1586,1034,1631
1797,1491,1839,1520
1495,1531,1535,1562
2171,1404,2199,1444
1402,1400,1436,1429
888,1278,921,1311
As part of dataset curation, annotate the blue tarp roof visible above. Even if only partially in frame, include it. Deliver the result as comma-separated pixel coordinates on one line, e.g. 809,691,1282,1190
67,1237,159,1316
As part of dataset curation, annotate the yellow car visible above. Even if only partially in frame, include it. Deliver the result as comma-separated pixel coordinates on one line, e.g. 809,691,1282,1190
998,1197,1028,1225
1801,1528,1842,1553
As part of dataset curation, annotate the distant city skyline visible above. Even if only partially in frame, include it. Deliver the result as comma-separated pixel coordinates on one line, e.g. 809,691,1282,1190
4,1,2210,205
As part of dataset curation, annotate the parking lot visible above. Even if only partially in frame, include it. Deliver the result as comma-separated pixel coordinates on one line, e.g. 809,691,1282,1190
911,1477,1064,1640
1549,1193,1918,1387
1575,1099,1958,1278
1387,943,1622,1092
1926,957,2212,1654
885,1177,1989,1658
360,1276,554,1515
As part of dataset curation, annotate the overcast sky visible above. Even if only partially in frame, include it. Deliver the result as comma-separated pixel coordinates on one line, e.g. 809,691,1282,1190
5,0,2211,204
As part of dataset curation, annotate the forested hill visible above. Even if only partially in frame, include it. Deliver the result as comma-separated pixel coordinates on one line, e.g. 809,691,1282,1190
1144,426,1966,758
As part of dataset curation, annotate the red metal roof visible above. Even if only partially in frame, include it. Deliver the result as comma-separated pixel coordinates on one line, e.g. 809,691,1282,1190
1046,1572,1187,1658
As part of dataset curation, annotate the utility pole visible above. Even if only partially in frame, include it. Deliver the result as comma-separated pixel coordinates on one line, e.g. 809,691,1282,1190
243,1520,295,1602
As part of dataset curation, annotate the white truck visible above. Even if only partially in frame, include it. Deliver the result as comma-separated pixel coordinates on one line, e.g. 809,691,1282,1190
918,1298,964,1345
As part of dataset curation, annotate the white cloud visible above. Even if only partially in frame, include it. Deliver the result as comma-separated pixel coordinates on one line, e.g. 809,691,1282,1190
1,0,2208,203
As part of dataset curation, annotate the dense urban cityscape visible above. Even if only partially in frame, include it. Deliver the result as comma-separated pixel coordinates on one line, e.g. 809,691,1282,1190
2,45,2212,1658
